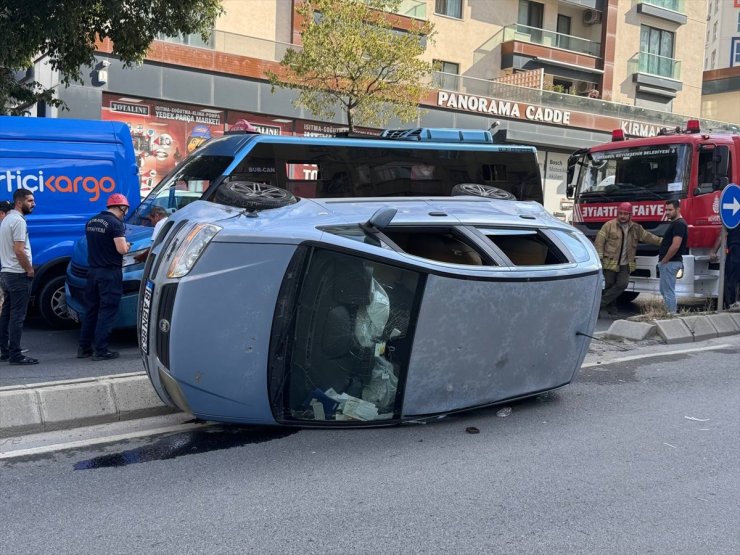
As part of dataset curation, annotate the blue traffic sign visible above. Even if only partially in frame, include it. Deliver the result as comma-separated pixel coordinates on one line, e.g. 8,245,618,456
719,183,740,230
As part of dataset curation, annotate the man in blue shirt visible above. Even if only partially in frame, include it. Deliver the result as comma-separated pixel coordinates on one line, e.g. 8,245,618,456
78,194,131,360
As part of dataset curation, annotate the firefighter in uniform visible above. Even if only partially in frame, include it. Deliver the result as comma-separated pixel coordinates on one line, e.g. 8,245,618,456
78,194,131,360
594,201,661,317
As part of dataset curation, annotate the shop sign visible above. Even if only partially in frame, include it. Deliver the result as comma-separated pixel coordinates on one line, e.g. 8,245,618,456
620,120,661,138
437,91,571,125
110,102,150,116
153,105,223,125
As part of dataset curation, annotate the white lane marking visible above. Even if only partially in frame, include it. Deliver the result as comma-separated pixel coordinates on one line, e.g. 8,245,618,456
581,343,733,369
0,421,212,460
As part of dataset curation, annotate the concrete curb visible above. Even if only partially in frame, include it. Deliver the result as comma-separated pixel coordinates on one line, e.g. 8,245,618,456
604,311,740,345
0,372,177,438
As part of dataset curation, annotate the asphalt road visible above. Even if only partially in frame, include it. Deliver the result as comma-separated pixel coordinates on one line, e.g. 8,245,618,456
1,342,738,554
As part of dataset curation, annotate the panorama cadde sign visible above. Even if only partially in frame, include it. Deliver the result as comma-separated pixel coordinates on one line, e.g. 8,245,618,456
719,183,740,230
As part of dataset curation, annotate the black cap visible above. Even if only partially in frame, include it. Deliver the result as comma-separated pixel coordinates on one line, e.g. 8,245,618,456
0,201,13,213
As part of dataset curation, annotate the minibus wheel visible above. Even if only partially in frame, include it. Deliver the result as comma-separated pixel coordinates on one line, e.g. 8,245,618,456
452,183,517,200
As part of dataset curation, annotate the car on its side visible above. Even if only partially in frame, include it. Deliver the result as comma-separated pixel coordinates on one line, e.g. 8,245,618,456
140,192,601,427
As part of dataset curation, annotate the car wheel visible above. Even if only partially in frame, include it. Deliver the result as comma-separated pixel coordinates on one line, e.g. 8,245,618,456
616,291,639,304
219,181,297,211
451,183,517,200
39,275,76,329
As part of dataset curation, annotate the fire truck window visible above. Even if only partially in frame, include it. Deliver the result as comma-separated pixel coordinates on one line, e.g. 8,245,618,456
697,150,715,191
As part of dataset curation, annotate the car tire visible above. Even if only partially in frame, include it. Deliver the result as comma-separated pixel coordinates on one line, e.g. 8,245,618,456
616,291,640,304
216,181,297,211
451,183,517,200
39,275,76,329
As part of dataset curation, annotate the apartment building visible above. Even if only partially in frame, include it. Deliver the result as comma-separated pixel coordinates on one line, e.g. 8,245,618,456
30,0,732,215
701,0,740,125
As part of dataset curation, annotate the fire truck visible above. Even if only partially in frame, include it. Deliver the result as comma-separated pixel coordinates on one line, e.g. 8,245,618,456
566,119,738,302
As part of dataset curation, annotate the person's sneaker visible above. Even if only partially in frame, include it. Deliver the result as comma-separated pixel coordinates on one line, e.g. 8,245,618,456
1,348,27,361
9,355,39,365
92,350,119,361
77,347,94,359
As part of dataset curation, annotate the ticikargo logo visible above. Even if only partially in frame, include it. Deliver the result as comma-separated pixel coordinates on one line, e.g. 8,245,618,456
0,170,116,202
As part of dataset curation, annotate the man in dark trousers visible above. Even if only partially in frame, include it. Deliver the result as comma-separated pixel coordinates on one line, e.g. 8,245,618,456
658,199,688,314
0,189,39,364
594,201,661,317
712,225,740,307
78,194,131,360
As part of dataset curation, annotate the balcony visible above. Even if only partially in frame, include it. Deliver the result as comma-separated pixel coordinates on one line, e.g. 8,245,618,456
431,71,736,132
636,0,687,25
501,24,601,57
629,51,681,81
395,0,426,19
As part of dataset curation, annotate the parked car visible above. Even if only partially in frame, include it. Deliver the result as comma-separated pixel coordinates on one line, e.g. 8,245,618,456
140,192,601,427
66,127,544,329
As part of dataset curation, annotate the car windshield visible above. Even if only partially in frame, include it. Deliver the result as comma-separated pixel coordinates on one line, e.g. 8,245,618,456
576,144,690,201
128,155,233,225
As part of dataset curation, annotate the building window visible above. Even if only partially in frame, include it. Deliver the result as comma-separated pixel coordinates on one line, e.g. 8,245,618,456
518,0,544,28
640,25,675,77
711,50,716,69
706,28,710,44
733,40,740,67
713,20,718,41
737,12,740,32
433,60,460,90
435,0,462,19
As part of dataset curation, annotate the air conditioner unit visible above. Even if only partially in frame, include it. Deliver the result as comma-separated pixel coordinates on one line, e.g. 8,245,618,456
583,9,602,25
576,81,591,94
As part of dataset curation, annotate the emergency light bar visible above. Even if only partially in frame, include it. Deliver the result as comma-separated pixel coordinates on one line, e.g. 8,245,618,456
611,128,625,141
686,119,701,133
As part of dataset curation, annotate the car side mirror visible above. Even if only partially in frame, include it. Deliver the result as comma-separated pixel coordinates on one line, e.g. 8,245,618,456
566,184,574,199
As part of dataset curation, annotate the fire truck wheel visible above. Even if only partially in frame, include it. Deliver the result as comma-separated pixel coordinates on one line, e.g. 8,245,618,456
617,291,639,304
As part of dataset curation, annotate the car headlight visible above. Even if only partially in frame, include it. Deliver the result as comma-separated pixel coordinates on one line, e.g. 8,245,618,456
123,248,148,267
167,223,221,278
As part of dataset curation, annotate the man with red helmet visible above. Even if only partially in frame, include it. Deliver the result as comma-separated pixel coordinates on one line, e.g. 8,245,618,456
594,201,661,317
78,193,131,360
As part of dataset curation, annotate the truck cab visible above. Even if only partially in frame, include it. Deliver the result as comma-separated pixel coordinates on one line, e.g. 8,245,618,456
567,120,738,300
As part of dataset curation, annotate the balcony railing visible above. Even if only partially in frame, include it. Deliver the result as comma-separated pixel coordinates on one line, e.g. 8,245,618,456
156,31,299,63
637,0,685,14
432,72,736,132
396,0,426,19
501,24,601,57
629,51,681,80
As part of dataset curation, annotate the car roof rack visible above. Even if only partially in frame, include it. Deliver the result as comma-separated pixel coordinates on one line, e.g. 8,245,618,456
379,128,494,144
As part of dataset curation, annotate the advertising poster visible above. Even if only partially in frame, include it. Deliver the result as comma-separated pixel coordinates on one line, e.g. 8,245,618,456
102,94,224,196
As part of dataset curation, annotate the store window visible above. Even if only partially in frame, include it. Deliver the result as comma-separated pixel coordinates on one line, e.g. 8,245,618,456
433,60,460,91
640,25,675,78
734,40,740,67
435,0,462,19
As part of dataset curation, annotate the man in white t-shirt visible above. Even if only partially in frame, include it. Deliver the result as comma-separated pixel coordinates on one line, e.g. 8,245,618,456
149,206,168,241
0,189,38,365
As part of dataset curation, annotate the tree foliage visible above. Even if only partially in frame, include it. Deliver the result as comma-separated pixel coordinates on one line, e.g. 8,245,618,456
0,0,223,115
268,0,434,132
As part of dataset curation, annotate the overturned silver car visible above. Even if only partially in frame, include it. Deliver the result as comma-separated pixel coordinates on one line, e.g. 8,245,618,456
140,195,601,427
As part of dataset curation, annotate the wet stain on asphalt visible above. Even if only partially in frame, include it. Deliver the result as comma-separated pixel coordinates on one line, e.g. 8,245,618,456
73,425,298,470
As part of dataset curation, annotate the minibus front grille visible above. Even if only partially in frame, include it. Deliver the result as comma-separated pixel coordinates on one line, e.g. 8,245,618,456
155,283,178,369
